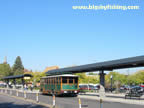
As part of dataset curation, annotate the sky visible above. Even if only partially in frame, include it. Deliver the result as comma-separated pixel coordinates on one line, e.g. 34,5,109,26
0,0,144,73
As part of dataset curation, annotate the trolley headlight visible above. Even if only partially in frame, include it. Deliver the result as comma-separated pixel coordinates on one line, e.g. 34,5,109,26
64,91,67,93
74,91,77,93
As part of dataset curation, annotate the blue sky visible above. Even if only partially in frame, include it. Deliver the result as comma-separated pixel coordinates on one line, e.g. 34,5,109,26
0,0,144,73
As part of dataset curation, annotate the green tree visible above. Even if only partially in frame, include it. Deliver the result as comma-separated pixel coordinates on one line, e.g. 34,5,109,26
12,56,24,75
0,64,12,79
127,70,144,85
75,73,87,83
88,72,98,75
75,73,99,84
88,76,99,84
135,70,144,84
31,71,45,85
105,71,127,88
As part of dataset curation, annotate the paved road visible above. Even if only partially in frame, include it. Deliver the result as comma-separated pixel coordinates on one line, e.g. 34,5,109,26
30,93,144,108
1,91,144,108
0,94,48,108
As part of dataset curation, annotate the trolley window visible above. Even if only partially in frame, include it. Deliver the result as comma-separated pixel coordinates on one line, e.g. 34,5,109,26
74,77,78,83
69,77,73,84
62,77,67,83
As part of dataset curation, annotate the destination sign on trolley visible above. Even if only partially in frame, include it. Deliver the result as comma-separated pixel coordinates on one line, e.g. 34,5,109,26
24,77,31,80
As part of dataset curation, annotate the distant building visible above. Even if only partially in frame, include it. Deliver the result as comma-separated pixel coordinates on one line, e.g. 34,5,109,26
24,69,32,74
0,81,5,84
3,56,7,64
43,66,59,73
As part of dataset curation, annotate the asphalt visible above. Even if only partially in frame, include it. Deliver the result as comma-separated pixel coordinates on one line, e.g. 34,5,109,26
79,92,144,105
1,93,144,108
1,89,144,108
0,94,48,108
37,94,144,108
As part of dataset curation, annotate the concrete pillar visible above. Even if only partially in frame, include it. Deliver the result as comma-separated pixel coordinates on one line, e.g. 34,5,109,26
6,80,9,89
99,70,106,88
13,79,16,89
21,78,25,90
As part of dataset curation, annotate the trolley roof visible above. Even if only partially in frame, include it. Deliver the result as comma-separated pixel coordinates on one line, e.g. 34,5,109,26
41,74,78,79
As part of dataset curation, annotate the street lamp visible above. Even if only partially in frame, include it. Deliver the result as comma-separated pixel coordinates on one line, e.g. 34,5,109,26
110,75,113,93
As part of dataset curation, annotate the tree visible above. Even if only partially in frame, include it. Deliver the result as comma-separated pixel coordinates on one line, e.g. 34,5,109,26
88,72,98,75
0,64,12,79
105,71,127,88
75,73,87,83
12,56,24,75
135,70,144,84
127,70,144,85
88,76,99,84
30,71,45,86
74,73,99,84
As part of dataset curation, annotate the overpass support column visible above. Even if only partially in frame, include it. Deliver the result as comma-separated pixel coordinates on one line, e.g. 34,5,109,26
22,78,25,90
6,79,9,89
13,79,16,89
99,70,106,88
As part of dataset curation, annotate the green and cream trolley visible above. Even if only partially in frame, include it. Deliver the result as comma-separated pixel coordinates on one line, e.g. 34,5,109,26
40,74,79,96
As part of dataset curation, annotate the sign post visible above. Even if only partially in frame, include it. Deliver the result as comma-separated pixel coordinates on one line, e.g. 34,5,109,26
24,91,26,99
52,94,55,108
36,93,39,103
100,98,103,108
79,98,81,108
10,90,12,95
16,90,19,97
99,85,105,108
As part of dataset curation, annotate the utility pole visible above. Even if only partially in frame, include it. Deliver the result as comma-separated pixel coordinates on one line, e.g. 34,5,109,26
3,56,7,64
110,75,113,93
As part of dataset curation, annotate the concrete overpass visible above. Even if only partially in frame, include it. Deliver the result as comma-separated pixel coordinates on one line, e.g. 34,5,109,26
46,55,144,87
